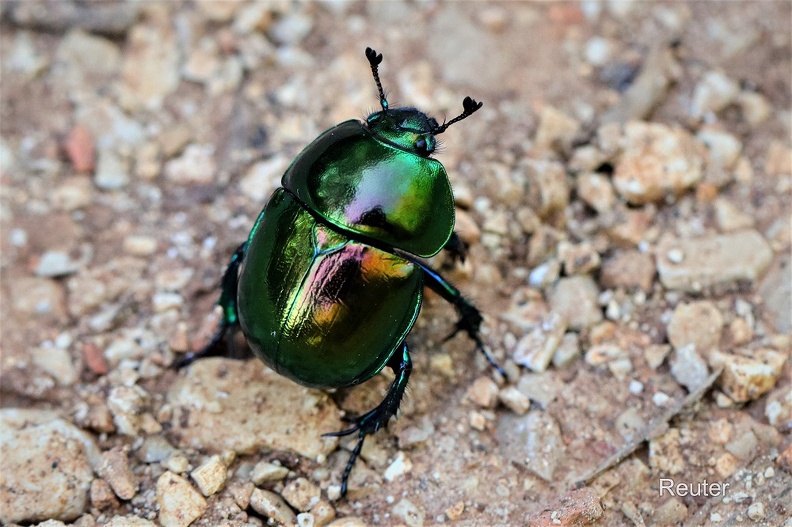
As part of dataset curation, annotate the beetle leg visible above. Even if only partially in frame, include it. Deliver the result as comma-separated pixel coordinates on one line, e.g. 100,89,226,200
323,343,412,497
175,242,248,368
417,262,506,377
442,231,468,264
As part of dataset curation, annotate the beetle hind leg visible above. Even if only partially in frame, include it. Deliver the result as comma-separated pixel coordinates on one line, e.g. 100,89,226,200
418,261,506,376
324,343,412,497
175,242,248,368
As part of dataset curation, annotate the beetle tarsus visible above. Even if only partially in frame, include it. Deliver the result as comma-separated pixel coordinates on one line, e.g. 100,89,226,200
323,344,412,497
338,436,365,497
442,231,468,265
442,300,507,378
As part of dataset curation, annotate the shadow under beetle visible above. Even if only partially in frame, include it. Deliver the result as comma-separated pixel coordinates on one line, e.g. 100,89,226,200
180,47,502,497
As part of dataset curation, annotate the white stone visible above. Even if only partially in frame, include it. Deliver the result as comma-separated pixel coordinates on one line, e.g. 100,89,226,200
384,452,413,482
156,471,207,527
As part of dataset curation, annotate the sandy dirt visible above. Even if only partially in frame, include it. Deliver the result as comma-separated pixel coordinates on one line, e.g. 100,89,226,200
1,2,790,526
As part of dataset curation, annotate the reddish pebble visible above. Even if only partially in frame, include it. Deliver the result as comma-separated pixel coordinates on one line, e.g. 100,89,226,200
548,5,585,25
83,342,109,375
695,182,719,202
777,444,792,473
65,124,95,173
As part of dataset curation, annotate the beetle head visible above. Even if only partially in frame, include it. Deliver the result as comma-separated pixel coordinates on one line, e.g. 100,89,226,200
363,47,482,158
366,108,439,157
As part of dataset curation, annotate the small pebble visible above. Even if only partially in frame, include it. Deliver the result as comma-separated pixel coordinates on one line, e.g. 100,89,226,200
498,386,532,415
156,471,207,527
653,497,688,525
35,250,83,277
250,461,289,485
512,312,567,372
250,488,297,525
558,240,600,275
31,347,78,386
725,430,759,461
613,122,704,204
576,172,616,214
65,124,95,173
446,501,465,521
649,428,685,474
90,478,120,510
697,128,742,170
737,91,770,125
52,177,93,210
690,70,740,118
164,144,216,185
99,446,137,500
652,391,671,407
552,332,580,368
714,349,787,402
465,376,499,408
383,452,412,482
281,477,321,512
584,36,613,66
310,499,336,526
267,13,313,45
152,292,183,312
747,501,765,521
0,410,100,524
163,451,189,474
190,455,227,497
667,248,684,263
469,411,487,431
94,149,130,190
534,106,580,155
656,231,773,292
392,498,424,527
298,512,316,527
549,276,603,331
670,344,710,391
123,235,158,256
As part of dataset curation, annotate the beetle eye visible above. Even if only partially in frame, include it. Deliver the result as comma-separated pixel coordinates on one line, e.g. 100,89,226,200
415,138,428,154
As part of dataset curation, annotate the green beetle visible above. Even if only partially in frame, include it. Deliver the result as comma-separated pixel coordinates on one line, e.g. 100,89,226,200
181,48,501,496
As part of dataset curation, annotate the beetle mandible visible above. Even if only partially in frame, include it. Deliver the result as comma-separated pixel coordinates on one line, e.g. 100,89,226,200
180,47,501,496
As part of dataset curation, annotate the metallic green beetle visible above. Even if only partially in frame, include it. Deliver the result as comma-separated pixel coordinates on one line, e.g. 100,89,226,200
181,48,501,496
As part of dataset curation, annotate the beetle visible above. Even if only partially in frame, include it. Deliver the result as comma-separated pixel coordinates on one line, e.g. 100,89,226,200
180,47,501,496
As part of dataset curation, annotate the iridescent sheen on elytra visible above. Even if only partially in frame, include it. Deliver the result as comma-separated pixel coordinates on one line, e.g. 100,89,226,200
283,120,455,258
238,119,455,388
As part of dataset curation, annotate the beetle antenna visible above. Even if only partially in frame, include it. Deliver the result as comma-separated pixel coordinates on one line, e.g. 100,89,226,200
365,47,389,111
433,96,483,135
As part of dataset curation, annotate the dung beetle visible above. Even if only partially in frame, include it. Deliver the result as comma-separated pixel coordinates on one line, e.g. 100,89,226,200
180,47,501,496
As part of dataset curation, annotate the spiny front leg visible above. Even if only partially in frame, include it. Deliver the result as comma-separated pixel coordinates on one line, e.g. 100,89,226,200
324,344,412,497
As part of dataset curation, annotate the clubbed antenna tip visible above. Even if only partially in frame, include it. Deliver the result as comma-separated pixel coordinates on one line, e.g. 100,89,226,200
433,96,483,135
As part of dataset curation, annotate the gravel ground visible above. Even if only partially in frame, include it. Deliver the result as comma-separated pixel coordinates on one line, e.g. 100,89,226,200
1,1,790,526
